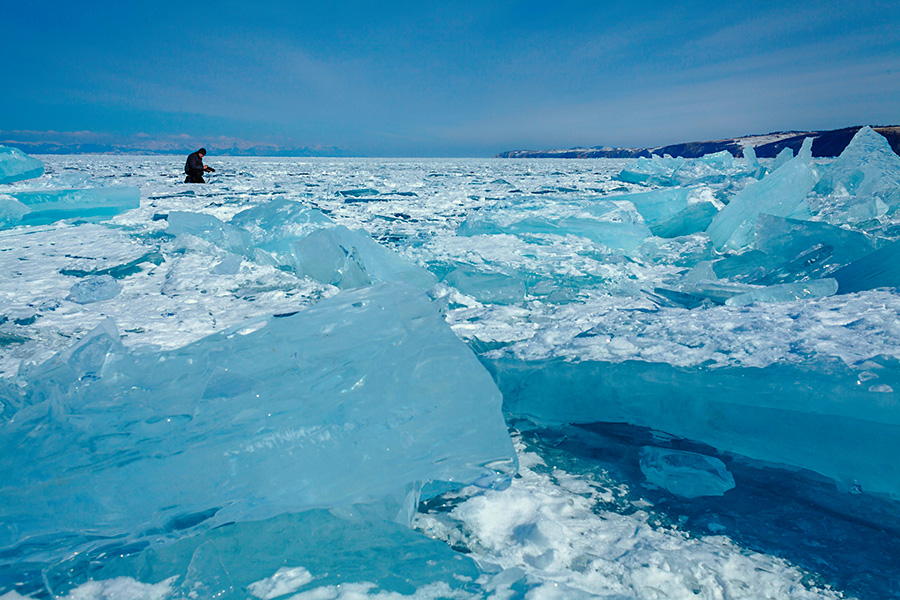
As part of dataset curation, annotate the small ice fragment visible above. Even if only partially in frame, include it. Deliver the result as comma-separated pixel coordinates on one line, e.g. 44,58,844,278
247,566,313,599
639,447,735,498
67,275,123,304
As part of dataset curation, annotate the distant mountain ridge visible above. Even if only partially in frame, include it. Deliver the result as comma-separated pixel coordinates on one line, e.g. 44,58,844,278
0,131,359,157
496,125,900,159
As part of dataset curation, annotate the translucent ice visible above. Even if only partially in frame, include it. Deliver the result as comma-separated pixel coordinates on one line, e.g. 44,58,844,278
831,239,900,293
66,274,123,304
0,284,515,564
0,146,44,184
639,447,735,498
813,126,900,205
706,138,818,251
290,225,437,290
166,211,250,254
443,264,527,304
6,187,140,228
724,278,838,306
488,354,900,498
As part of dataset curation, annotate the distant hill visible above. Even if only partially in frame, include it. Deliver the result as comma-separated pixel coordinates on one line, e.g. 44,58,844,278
496,125,900,159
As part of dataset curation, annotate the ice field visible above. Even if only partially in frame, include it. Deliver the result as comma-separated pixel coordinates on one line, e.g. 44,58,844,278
1,128,899,599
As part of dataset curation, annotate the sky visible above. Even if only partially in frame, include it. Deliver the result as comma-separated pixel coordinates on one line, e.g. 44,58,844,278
2,0,899,156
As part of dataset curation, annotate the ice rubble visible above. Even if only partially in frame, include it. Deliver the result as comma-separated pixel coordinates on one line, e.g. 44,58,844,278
0,283,515,565
0,146,44,184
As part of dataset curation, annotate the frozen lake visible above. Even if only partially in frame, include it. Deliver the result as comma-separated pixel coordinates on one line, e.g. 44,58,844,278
1,141,899,599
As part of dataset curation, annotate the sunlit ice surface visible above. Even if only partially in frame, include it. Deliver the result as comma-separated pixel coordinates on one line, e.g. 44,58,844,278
1,138,899,599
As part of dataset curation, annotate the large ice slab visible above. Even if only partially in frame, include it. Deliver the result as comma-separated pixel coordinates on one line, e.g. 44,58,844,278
706,138,818,251
0,146,44,184
487,354,900,499
0,284,515,564
5,186,140,228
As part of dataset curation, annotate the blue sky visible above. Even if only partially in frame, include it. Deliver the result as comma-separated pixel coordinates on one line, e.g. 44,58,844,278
2,1,898,156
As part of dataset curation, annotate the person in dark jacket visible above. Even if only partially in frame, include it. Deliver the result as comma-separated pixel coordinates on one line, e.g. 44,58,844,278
184,148,214,183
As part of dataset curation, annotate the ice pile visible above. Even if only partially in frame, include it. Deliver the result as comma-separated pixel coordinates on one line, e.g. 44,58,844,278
0,283,515,566
167,199,436,290
440,127,900,498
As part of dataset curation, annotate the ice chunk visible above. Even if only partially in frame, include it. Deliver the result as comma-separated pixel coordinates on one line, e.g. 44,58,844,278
229,199,333,254
290,226,436,290
487,354,900,498
166,211,250,254
724,278,838,306
211,254,242,275
0,194,30,227
5,187,140,228
0,146,44,184
706,138,818,250
639,447,735,498
0,284,516,564
831,238,900,293
443,265,527,304
66,275,123,304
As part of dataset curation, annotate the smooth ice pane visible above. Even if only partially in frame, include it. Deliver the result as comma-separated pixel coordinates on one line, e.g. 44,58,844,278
0,146,44,184
612,188,691,225
724,278,838,306
706,138,817,251
639,447,735,498
754,214,883,268
0,284,516,563
650,200,719,238
290,226,436,290
831,239,900,293
7,187,140,227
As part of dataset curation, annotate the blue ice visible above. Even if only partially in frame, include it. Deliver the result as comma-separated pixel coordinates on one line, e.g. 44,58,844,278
0,146,44,184
5,186,140,228
0,284,516,564
639,447,735,498
706,138,817,251
66,275,123,304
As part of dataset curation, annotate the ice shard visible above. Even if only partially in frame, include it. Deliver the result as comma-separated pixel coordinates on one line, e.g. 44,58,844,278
6,187,140,228
0,146,44,184
706,138,818,251
166,211,250,254
0,284,516,565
